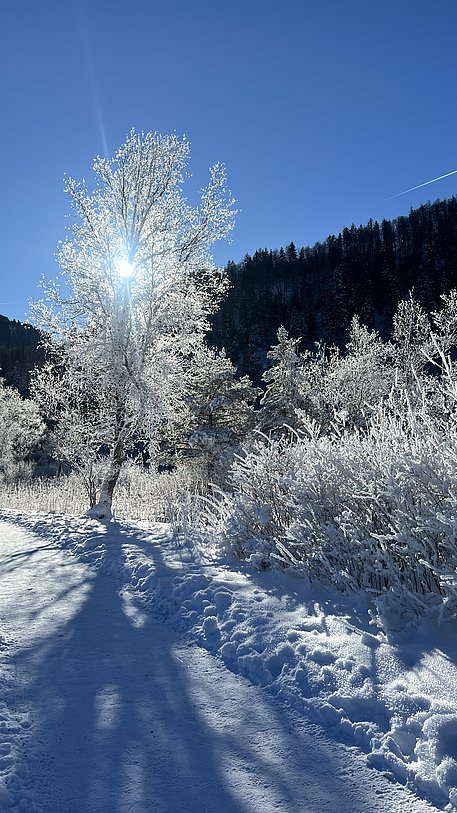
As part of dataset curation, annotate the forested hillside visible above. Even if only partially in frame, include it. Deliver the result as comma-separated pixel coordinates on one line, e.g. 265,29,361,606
211,196,457,382
3,197,457,393
0,315,42,394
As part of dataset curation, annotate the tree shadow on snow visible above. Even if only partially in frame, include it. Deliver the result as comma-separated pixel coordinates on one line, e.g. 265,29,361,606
6,519,385,813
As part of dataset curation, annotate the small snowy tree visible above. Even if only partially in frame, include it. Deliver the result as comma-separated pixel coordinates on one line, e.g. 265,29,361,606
322,317,394,429
432,289,457,353
187,346,260,480
31,342,119,505
31,130,236,518
392,293,431,382
259,326,305,433
294,319,394,432
0,378,44,482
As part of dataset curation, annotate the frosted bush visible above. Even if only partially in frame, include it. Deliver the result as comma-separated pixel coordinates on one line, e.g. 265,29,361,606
206,373,457,619
0,473,88,515
0,379,44,483
0,459,205,528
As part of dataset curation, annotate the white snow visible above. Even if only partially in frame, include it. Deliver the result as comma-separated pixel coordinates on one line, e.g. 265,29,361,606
0,510,453,811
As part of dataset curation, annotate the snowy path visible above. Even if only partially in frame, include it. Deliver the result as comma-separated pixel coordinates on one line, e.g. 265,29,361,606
0,519,438,812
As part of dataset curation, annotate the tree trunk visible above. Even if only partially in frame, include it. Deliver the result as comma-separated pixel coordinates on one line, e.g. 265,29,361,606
87,436,124,521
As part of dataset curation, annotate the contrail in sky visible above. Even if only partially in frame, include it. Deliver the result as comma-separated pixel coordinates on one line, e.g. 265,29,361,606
389,169,457,199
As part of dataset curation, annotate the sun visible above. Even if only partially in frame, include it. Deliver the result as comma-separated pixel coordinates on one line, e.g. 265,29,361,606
116,259,134,278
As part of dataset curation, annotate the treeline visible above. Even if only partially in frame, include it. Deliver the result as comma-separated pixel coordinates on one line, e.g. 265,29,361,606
4,197,457,394
210,196,457,382
0,316,43,394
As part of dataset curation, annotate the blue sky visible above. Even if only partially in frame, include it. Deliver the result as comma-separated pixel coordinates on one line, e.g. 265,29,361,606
2,0,457,322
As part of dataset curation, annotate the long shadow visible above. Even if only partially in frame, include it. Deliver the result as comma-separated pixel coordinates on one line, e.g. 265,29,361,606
5,520,388,813
11,530,237,812
3,509,451,658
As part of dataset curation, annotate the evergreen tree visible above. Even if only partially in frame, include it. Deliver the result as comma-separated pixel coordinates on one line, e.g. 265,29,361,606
187,347,260,480
259,327,305,433
210,196,457,384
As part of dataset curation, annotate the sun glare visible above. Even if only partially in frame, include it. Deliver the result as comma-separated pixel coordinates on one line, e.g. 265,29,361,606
116,259,134,278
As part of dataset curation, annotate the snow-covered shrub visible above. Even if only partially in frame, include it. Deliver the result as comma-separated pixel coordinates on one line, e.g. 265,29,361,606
304,317,395,430
115,458,206,532
431,288,457,355
186,346,259,484
391,293,431,381
199,430,302,566
0,379,44,482
0,459,205,528
257,294,442,437
259,327,307,434
206,370,457,619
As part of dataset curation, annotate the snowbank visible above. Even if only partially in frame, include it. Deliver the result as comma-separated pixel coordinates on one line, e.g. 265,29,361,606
3,510,457,811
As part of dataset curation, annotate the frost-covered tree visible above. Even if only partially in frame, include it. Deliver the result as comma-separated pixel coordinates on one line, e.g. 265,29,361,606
31,130,236,518
0,378,44,482
392,293,431,381
321,317,394,428
431,289,457,356
292,318,394,431
187,346,260,480
259,327,306,433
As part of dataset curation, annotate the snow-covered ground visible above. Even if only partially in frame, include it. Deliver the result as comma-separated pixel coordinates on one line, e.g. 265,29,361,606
0,511,455,812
